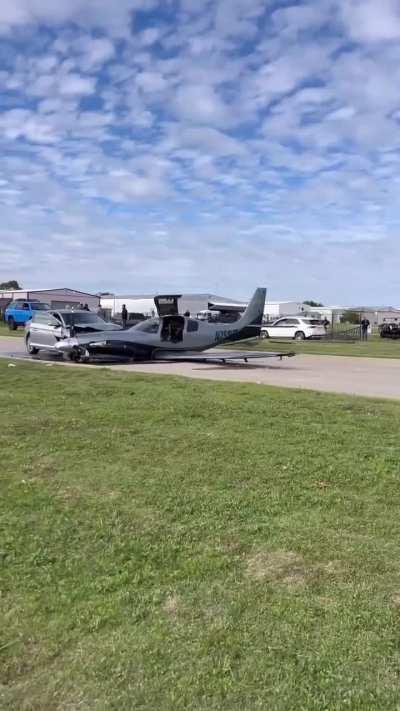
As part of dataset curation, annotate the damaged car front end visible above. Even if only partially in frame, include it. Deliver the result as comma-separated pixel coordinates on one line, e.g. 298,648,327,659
25,309,124,360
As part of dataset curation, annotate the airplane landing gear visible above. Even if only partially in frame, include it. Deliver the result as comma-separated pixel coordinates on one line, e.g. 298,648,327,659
66,347,90,363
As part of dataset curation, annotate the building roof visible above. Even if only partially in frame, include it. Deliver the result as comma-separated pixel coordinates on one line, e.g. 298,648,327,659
348,306,400,313
102,292,239,303
0,287,98,297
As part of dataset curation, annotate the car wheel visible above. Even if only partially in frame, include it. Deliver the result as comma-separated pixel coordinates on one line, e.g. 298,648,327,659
26,335,39,355
261,330,269,339
8,318,17,331
294,331,305,341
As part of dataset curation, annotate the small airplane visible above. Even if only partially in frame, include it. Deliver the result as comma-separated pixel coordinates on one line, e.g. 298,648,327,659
54,288,295,364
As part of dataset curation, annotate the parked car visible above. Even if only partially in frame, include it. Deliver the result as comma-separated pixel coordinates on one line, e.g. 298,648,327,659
25,310,121,356
261,317,326,340
380,323,400,339
4,299,51,330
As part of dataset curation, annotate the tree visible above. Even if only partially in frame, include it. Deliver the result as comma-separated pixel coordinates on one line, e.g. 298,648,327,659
303,300,324,307
341,310,360,324
0,280,22,290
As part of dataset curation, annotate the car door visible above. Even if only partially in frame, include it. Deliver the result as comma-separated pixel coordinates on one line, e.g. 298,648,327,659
30,312,63,348
284,318,301,338
45,312,64,348
269,318,289,337
19,302,31,324
28,312,48,346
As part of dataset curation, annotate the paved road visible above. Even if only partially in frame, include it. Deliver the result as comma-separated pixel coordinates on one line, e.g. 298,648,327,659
1,335,400,400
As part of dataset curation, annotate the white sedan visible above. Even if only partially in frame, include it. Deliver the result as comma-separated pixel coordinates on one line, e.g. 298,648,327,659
261,317,326,340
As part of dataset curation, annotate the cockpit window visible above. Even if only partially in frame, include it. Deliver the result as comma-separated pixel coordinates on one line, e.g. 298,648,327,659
135,318,160,333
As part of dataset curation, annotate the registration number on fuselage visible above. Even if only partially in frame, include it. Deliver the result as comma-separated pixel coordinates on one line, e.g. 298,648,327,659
215,329,239,342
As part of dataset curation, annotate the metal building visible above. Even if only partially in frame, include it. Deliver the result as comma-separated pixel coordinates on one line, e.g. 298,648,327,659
0,287,100,311
263,301,306,320
100,293,246,319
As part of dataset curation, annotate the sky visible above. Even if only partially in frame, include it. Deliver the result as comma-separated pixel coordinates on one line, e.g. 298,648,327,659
1,0,400,304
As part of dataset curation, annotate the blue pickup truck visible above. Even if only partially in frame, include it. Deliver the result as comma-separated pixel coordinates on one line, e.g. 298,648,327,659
4,299,51,330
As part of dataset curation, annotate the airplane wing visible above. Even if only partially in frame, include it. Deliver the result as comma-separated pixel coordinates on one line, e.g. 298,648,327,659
153,350,296,363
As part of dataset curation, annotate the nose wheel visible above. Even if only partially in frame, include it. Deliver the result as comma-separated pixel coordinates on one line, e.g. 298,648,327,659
66,347,90,363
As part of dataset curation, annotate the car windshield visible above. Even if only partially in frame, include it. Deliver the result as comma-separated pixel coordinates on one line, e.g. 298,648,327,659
62,313,106,326
31,303,50,310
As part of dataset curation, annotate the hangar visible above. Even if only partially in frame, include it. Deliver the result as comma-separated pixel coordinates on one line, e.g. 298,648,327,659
0,287,100,312
100,293,247,320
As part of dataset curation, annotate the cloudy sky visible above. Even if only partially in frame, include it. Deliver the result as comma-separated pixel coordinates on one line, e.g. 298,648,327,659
1,0,400,303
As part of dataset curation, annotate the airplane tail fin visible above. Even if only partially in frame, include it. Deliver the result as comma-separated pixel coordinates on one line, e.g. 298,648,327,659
236,287,266,338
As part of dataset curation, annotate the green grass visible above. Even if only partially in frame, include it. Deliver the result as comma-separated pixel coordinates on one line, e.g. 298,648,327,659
235,334,400,359
2,361,400,709
0,320,23,337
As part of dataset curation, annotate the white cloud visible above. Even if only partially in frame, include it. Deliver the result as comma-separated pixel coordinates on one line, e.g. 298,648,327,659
76,36,115,68
176,126,246,156
38,97,78,114
139,28,162,46
0,109,59,143
339,0,400,42
271,3,330,37
0,0,159,36
173,84,232,126
136,71,168,93
326,106,356,121
59,73,96,96
214,0,264,38
78,111,112,128
29,73,56,96
247,43,334,110
35,55,59,73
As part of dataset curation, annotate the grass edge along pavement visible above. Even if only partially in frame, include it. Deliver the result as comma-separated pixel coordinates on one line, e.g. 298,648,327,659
233,333,400,359
2,360,400,709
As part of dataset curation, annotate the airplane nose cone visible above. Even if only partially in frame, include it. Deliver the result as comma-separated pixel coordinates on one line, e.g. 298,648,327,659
55,338,78,352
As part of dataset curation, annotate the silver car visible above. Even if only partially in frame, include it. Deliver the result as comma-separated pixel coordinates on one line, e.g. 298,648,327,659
25,310,122,356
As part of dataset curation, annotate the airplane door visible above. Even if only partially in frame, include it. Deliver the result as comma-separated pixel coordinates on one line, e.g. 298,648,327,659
154,295,182,317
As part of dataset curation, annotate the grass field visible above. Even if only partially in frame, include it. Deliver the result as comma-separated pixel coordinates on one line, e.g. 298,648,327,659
2,361,400,709
236,334,400,359
0,321,23,337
